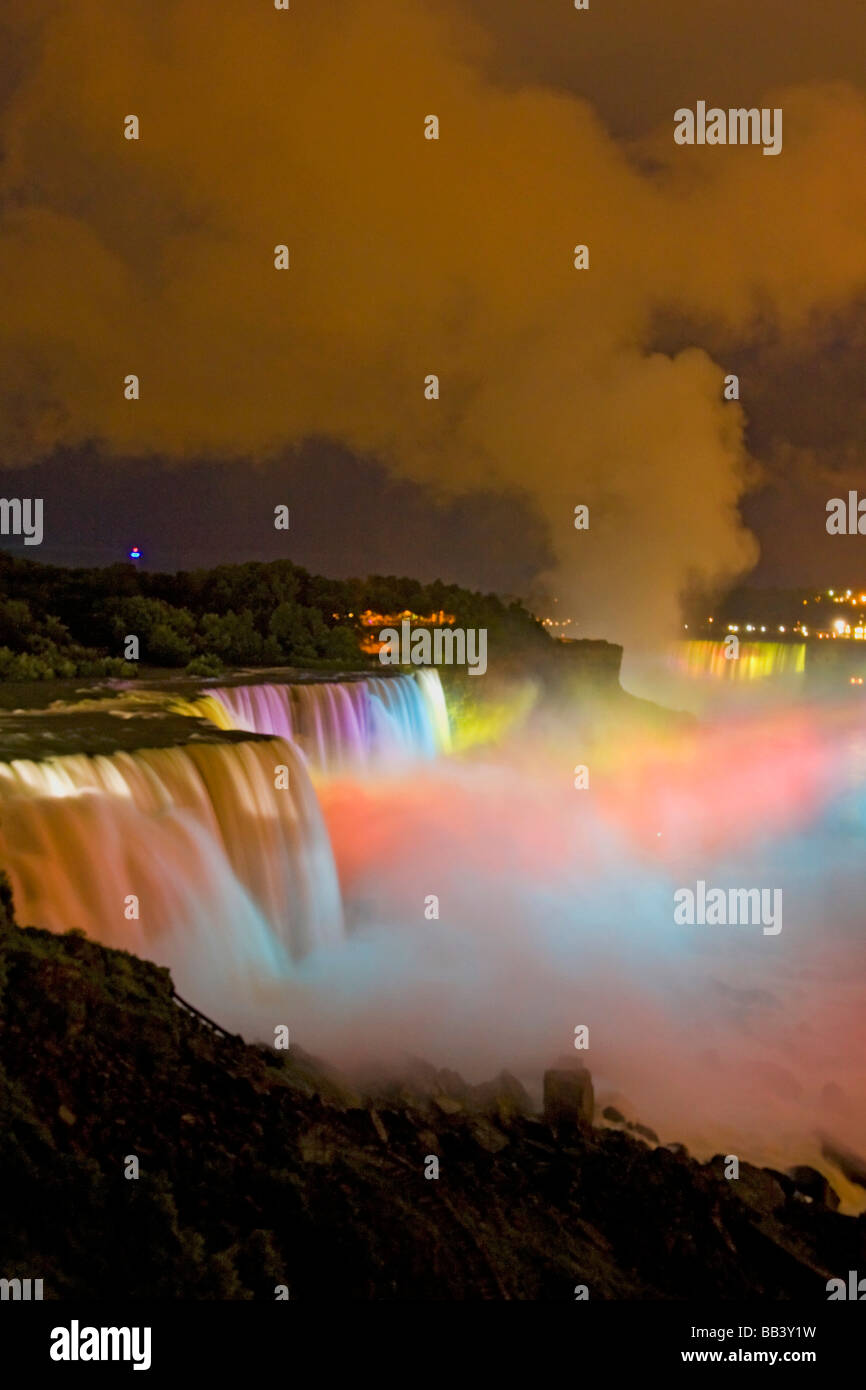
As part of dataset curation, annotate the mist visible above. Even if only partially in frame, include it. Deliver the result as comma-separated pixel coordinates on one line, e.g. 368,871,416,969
191,685,866,1210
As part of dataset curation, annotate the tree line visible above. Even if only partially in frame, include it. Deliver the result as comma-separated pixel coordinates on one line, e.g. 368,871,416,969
0,554,548,680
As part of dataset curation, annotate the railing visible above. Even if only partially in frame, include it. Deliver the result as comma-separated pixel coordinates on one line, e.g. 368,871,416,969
170,987,242,1042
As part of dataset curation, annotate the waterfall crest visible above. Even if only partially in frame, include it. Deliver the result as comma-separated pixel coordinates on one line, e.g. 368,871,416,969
184,670,451,774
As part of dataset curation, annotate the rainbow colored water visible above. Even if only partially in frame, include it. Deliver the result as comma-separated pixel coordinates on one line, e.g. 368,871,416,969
1,664,865,1198
674,639,806,681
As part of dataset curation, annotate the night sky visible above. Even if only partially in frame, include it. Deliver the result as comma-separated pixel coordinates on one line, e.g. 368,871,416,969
1,1,865,640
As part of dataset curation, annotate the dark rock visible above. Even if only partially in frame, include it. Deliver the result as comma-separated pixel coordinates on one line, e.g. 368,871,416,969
543,1066,594,1129
432,1093,463,1116
602,1105,625,1123
787,1165,840,1210
438,1068,471,1101
629,1121,659,1144
474,1070,532,1124
763,1166,794,1195
1,905,862,1301
738,1165,788,1213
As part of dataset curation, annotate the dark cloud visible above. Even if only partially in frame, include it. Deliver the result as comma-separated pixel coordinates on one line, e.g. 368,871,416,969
0,2,865,635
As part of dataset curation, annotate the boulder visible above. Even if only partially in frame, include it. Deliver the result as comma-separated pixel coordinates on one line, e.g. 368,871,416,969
787,1165,840,1210
543,1066,594,1130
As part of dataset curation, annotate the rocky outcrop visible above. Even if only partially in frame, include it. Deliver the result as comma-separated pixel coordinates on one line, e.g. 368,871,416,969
543,1065,594,1130
1,915,863,1300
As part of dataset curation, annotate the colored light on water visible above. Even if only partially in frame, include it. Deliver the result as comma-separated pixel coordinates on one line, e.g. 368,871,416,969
674,640,806,681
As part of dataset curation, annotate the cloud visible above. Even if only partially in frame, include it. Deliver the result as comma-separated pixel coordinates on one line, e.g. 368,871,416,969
1,2,865,641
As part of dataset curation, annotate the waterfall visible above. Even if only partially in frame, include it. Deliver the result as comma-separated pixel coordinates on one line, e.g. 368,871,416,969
0,672,451,1010
0,738,344,995
185,670,451,775
674,640,807,682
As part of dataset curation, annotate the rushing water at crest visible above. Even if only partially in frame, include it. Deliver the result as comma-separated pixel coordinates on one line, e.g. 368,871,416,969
187,671,450,774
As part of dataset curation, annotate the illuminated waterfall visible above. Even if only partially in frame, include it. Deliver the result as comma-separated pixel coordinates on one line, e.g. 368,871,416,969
674,640,807,682
0,738,344,989
185,670,451,774
0,673,451,1011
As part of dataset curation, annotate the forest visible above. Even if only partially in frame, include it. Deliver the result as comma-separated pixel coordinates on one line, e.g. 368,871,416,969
0,553,549,679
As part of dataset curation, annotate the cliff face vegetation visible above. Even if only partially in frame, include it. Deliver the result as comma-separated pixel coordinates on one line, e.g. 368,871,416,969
1,900,863,1300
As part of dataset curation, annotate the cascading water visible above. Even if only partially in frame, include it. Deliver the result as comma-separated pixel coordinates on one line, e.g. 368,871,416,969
0,737,344,1002
185,670,451,775
0,671,451,1016
674,639,807,682
623,640,809,713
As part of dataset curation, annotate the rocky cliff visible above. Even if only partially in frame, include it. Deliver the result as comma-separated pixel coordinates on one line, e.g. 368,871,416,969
1,905,862,1300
